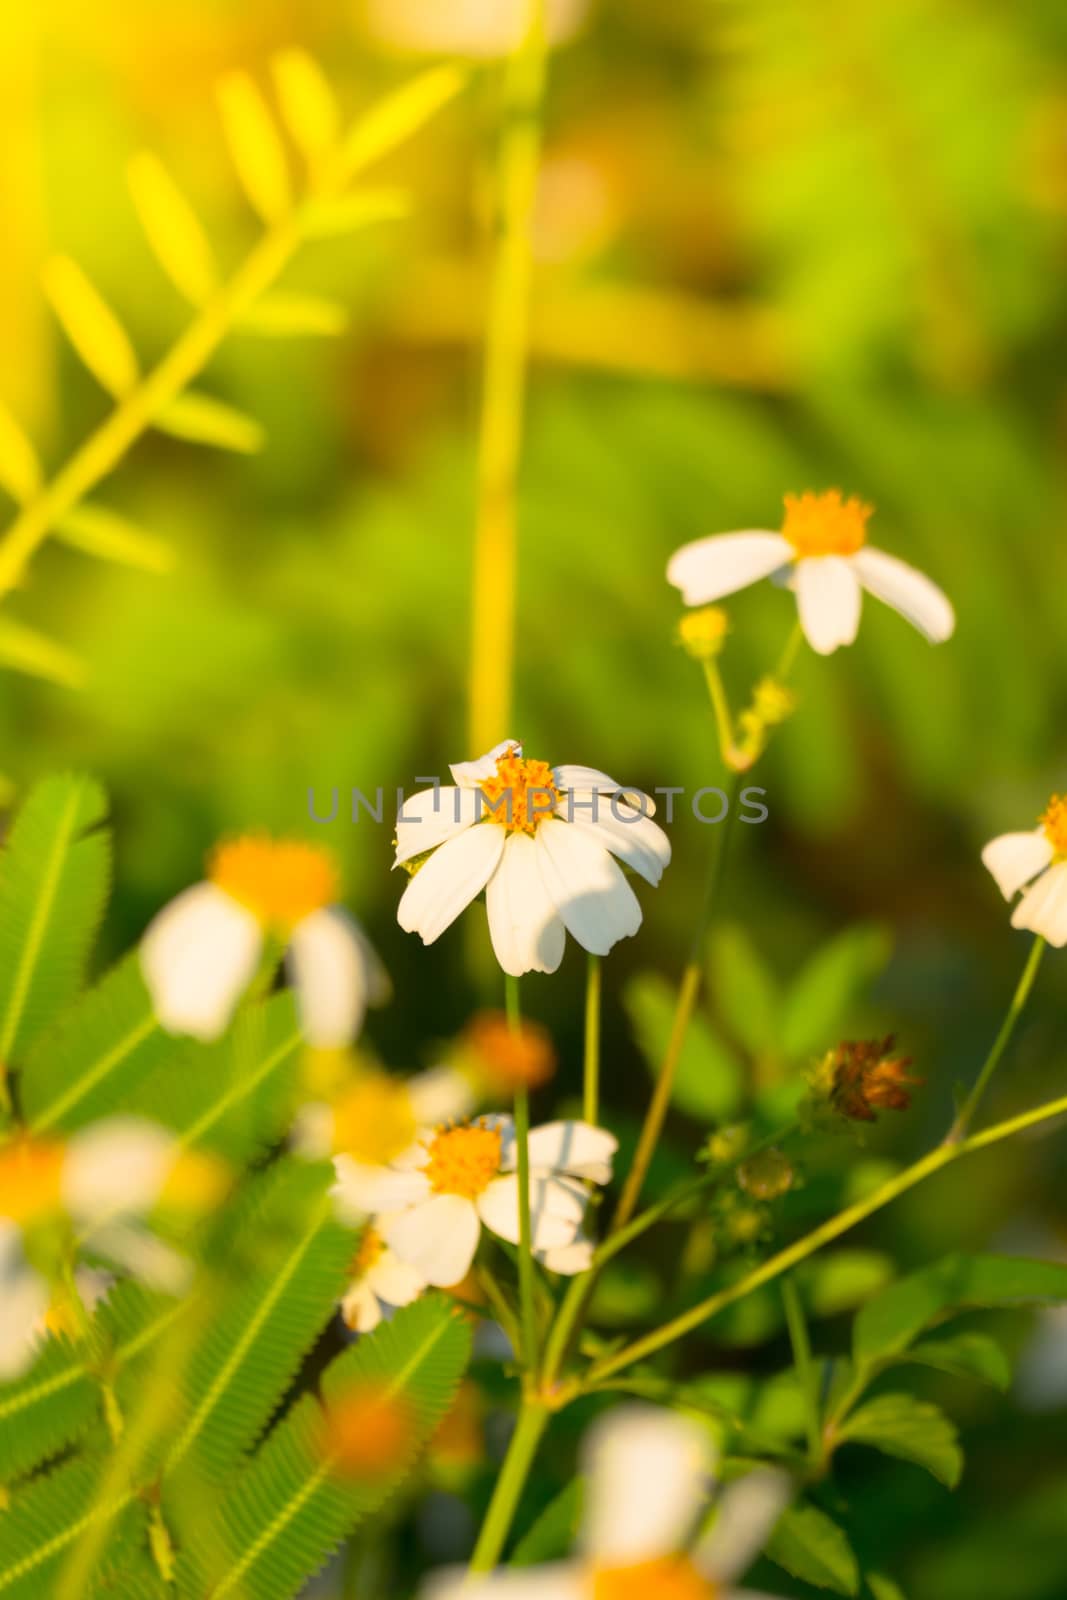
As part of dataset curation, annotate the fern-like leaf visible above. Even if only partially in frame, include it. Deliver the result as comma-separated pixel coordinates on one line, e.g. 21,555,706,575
0,402,41,504
218,72,291,223
42,258,140,398
56,505,175,576
271,50,339,165
0,619,85,689
154,392,264,454
127,152,218,306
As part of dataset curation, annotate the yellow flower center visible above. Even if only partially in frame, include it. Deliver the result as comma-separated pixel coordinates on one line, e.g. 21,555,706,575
591,1557,716,1600
479,749,561,835
422,1121,502,1199
0,1136,66,1227
332,1072,418,1166
208,836,339,928
782,489,871,558
321,1380,416,1480
352,1223,385,1277
1041,794,1067,859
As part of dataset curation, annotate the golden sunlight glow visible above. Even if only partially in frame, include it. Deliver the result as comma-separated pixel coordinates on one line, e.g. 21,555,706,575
332,1073,418,1166
322,1380,416,1480
158,1148,231,1214
1040,794,1067,858
782,489,872,558
592,1556,716,1600
463,1010,557,1091
0,1136,66,1227
479,749,561,834
423,1121,502,1199
208,836,339,927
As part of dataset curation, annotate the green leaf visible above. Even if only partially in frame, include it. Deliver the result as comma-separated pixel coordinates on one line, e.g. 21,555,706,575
238,293,348,337
801,1251,895,1319
0,1456,147,1599
765,1501,860,1595
56,504,175,575
901,1330,1012,1390
301,188,411,238
0,400,41,503
781,924,892,1059
838,1394,962,1487
625,973,743,1123
512,1479,585,1566
341,65,468,181
42,256,139,397
0,773,109,1064
854,1254,1067,1366
127,152,218,305
271,50,339,162
709,923,781,1056
0,619,85,689
867,1576,906,1600
154,392,264,454
217,71,291,222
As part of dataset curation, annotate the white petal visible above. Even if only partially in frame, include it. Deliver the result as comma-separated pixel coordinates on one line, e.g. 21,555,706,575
0,1227,48,1380
331,1156,430,1220
63,1117,175,1223
395,786,482,866
794,556,862,655
381,1194,481,1286
90,1221,191,1294
982,830,1053,900
140,882,262,1041
486,833,567,976
287,908,376,1048
582,1404,714,1564
368,1249,427,1308
524,1121,618,1184
697,1469,791,1582
1012,861,1067,946
449,740,521,787
852,546,955,644
290,1101,335,1160
537,1234,594,1276
551,767,654,817
565,801,671,888
419,1562,584,1600
409,1065,477,1126
666,532,792,605
341,1280,383,1333
397,824,506,946
535,818,642,957
477,1174,585,1251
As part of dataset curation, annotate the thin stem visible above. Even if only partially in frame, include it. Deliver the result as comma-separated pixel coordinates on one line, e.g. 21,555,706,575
945,933,1045,1144
702,659,739,769
782,1275,821,1463
580,1084,1067,1389
775,619,805,681
467,0,546,753
583,953,601,1126
467,1400,549,1573
507,973,539,1376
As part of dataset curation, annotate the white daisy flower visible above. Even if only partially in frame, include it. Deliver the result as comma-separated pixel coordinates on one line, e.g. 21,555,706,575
332,1117,617,1288
983,793,1067,946
395,741,670,976
141,836,389,1045
340,1223,427,1334
422,1403,791,1599
361,0,589,59
667,489,955,657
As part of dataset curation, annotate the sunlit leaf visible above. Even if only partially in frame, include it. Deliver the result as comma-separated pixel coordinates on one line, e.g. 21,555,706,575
271,50,339,162
128,152,218,305
900,1330,1012,1390
42,256,140,397
301,188,411,238
218,71,292,223
625,972,743,1123
765,1501,860,1595
154,392,264,454
0,399,41,503
511,1479,584,1565
56,504,174,575
710,922,781,1056
781,924,893,1059
341,65,468,180
239,293,348,337
838,1393,963,1487
0,618,85,689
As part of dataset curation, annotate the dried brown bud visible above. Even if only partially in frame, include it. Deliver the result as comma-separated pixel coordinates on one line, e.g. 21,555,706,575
827,1035,923,1123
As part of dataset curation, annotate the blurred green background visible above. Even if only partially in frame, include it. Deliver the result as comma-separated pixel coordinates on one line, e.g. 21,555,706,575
2,1,1067,1593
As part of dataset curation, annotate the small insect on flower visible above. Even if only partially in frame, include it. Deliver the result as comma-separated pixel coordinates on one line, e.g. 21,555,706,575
983,795,1067,946
319,1377,417,1481
332,1117,617,1287
395,741,671,977
140,835,389,1044
824,1036,924,1124
421,1404,791,1599
340,1224,428,1334
667,490,955,657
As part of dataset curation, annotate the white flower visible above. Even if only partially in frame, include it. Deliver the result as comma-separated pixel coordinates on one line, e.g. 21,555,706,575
421,1404,791,1599
332,1117,617,1288
341,1224,427,1333
395,741,670,976
667,489,955,657
141,836,389,1044
983,794,1067,946
361,0,588,58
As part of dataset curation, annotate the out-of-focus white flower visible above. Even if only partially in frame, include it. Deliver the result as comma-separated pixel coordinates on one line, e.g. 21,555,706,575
395,741,670,976
667,490,955,657
361,0,589,59
421,1403,791,1598
340,1223,427,1333
983,794,1067,946
332,1117,616,1287
141,837,389,1044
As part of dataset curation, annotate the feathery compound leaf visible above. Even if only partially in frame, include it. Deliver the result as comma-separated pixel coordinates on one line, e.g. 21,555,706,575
271,50,339,162
341,64,468,181
0,619,85,689
239,293,348,337
300,187,411,238
218,71,291,223
0,400,41,503
56,504,175,575
154,391,264,454
127,152,218,305
42,257,139,397
0,1456,149,1600
178,1296,471,1600
0,774,109,1065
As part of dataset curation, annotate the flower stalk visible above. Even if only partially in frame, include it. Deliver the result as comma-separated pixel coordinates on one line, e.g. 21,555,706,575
506,973,539,1377
944,932,1045,1144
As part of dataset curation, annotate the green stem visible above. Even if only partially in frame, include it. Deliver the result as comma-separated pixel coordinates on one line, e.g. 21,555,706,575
703,659,740,769
583,953,601,1126
467,1400,549,1573
945,933,1045,1144
775,619,805,680
782,1275,821,1463
507,974,539,1376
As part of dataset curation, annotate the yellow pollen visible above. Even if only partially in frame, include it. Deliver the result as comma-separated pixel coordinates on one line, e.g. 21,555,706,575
321,1380,416,1480
1041,794,1067,859
159,1149,231,1215
782,489,872,558
208,836,339,928
422,1121,502,1199
332,1072,418,1166
592,1557,716,1600
479,750,561,835
0,1136,66,1227
352,1224,385,1277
